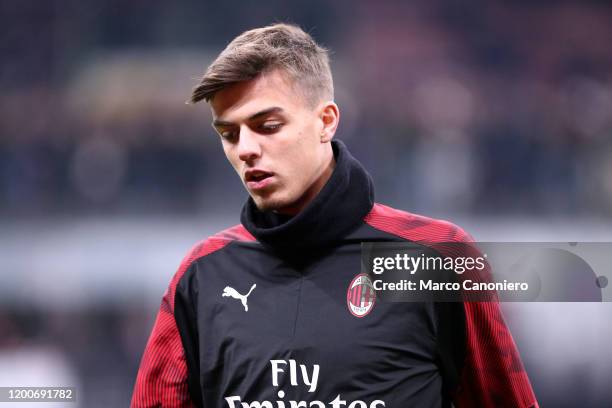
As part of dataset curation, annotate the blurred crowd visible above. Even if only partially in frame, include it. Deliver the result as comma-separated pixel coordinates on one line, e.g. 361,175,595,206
2,0,611,218
0,306,146,407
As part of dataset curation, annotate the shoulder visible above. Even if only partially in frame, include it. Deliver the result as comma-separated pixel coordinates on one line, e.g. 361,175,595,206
364,202,474,243
179,224,256,270
164,224,255,313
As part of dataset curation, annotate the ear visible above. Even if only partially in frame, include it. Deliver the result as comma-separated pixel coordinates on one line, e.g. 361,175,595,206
318,101,340,143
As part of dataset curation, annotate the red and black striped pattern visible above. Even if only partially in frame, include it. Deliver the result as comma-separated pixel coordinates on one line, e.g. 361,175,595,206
130,225,255,408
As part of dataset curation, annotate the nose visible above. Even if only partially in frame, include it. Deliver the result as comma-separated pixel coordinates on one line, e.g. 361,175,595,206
237,126,261,162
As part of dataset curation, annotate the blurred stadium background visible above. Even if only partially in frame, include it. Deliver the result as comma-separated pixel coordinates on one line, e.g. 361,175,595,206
1,0,612,406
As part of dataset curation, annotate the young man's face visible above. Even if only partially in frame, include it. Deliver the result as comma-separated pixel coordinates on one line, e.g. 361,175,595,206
210,69,338,215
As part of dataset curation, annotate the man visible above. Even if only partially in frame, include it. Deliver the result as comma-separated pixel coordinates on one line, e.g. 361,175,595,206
131,23,538,408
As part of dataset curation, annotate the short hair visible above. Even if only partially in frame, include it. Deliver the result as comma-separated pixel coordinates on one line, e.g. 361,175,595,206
190,23,333,107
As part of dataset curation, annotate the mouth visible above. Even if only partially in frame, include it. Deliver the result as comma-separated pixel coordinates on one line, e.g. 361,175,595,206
244,169,275,191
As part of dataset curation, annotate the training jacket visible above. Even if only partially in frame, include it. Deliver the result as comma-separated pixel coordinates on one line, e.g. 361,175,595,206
131,140,538,408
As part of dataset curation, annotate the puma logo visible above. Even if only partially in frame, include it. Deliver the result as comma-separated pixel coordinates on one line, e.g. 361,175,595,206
222,284,256,312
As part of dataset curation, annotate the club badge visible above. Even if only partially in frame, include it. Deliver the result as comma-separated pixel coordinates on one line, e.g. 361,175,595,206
347,273,376,317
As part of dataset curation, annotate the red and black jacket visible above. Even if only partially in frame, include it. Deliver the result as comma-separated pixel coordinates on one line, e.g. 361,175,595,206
131,140,538,408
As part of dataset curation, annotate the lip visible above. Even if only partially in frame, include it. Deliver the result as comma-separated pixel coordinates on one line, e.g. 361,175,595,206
244,168,275,191
246,176,274,191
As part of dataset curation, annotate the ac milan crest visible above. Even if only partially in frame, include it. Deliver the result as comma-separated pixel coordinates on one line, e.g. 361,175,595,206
347,273,376,317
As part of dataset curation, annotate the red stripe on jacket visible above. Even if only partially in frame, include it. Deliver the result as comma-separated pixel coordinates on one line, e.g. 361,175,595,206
130,224,255,408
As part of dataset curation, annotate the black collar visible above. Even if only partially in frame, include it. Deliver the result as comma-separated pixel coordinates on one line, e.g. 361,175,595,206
240,140,375,254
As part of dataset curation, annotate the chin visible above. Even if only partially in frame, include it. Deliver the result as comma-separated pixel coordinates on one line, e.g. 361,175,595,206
252,193,298,214
252,196,285,212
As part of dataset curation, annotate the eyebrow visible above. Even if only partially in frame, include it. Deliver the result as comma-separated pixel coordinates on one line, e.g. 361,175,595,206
212,106,285,127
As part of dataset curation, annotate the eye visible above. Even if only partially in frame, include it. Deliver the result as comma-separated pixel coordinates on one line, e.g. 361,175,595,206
219,129,238,142
259,123,283,133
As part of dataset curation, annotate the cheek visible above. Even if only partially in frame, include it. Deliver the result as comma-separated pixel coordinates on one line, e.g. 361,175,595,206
282,138,309,171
